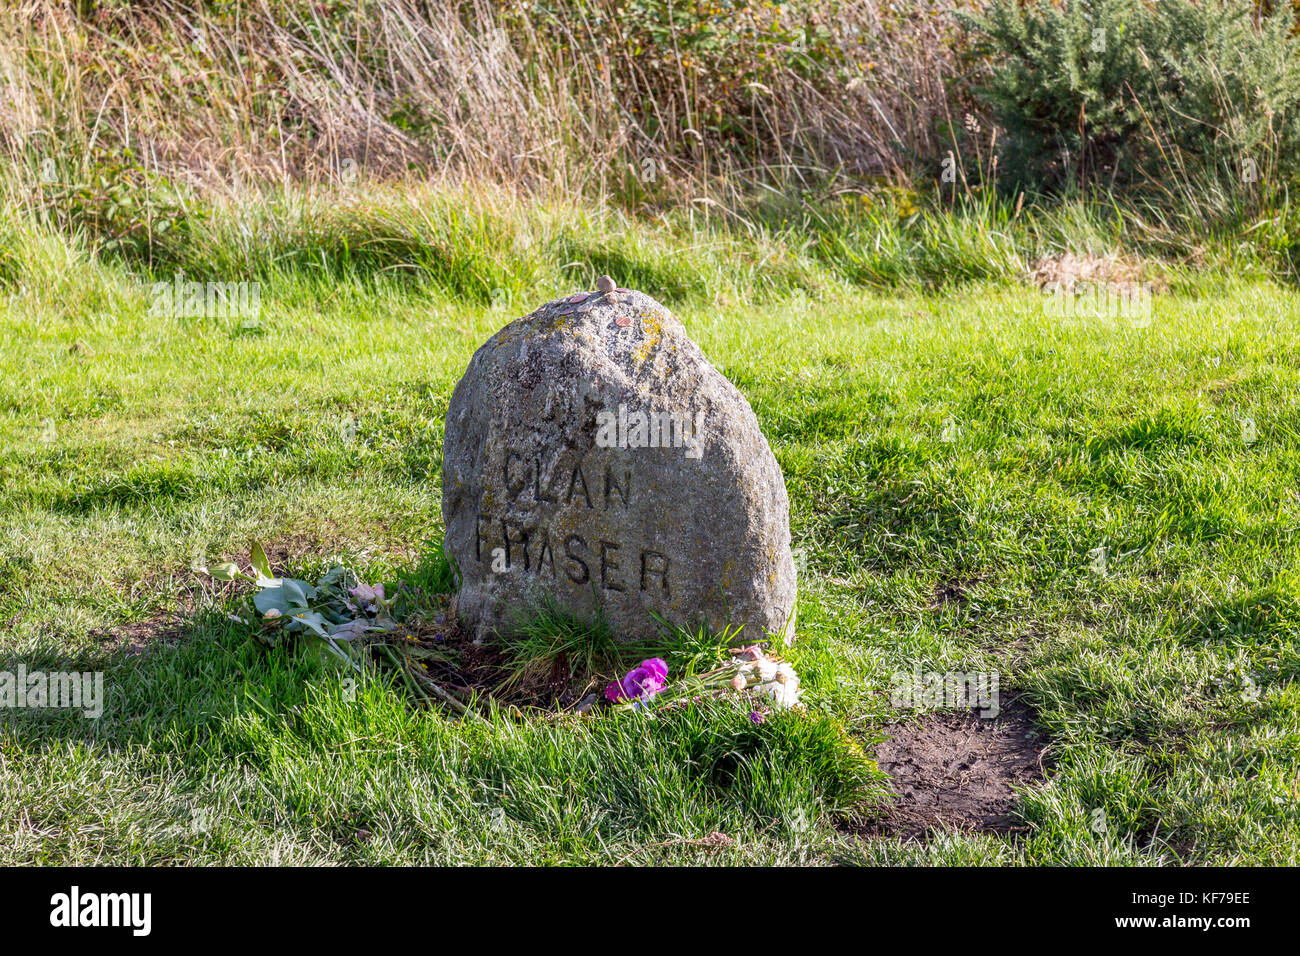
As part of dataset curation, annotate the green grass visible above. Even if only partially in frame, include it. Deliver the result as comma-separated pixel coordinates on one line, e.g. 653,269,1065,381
2,191,1299,865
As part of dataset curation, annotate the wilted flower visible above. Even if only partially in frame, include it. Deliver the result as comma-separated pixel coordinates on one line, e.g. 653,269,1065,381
329,619,371,641
764,673,801,709
349,581,385,604
730,651,802,710
264,608,281,619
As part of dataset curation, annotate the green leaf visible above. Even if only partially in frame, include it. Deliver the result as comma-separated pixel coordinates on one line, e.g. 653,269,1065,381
253,587,291,616
208,561,244,581
289,610,330,637
281,578,317,608
250,541,279,585
317,565,352,589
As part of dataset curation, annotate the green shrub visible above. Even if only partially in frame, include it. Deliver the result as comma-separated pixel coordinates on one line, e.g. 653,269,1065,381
964,0,1300,195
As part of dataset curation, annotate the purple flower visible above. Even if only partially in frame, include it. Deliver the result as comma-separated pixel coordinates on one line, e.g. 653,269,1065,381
749,710,767,725
604,658,669,703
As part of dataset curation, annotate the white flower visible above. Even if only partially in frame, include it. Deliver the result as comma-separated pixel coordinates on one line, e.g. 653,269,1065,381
754,659,801,709
765,677,802,709
756,660,778,682
264,608,281,619
730,673,748,691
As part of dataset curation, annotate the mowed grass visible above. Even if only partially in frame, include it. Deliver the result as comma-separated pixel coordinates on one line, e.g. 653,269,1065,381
2,204,1299,865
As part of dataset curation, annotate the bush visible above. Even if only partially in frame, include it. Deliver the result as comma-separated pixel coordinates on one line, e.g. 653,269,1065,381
964,0,1300,195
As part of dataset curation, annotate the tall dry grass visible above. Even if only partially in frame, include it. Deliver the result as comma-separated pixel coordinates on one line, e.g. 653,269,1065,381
0,0,976,205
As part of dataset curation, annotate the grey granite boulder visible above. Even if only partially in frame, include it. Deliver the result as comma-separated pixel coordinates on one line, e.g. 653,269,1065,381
441,283,796,645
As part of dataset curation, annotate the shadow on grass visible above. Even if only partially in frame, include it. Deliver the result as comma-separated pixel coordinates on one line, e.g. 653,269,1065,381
0,545,888,864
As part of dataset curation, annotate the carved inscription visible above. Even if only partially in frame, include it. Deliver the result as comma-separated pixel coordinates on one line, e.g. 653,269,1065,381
477,446,671,598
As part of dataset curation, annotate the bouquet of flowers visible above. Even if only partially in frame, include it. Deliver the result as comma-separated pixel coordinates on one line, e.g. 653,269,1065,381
206,542,398,666
603,645,801,719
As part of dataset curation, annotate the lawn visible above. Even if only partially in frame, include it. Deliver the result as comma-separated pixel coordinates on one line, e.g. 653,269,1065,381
2,204,1298,865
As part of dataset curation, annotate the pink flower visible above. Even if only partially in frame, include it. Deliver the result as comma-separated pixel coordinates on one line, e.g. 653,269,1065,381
349,582,385,604
604,658,669,702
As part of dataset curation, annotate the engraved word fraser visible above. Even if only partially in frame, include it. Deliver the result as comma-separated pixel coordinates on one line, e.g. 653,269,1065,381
475,446,670,597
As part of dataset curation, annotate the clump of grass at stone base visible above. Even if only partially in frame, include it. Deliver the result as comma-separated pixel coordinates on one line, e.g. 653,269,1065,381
204,542,806,722
194,543,887,829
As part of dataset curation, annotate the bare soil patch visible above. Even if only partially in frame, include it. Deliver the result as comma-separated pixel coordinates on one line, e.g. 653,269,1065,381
1027,252,1167,293
857,697,1048,841
928,576,977,610
91,613,186,656
387,605,597,711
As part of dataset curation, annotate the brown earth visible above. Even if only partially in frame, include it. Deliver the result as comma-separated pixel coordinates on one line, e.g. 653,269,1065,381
857,697,1048,841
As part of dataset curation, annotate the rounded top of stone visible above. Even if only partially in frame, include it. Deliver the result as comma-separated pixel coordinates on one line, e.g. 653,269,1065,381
516,283,673,333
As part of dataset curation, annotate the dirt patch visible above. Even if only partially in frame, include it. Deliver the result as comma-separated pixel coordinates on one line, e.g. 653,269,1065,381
928,576,977,610
857,697,1048,841
384,606,599,711
91,613,187,656
1027,252,1167,293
